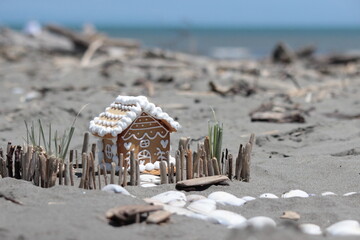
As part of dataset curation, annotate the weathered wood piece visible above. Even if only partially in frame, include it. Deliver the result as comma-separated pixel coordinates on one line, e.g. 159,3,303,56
160,161,168,184
6,143,15,178
106,205,163,226
118,153,123,186
207,159,214,176
212,157,220,175
81,132,90,154
240,143,251,182
135,160,140,186
146,210,172,224
186,149,193,179
175,150,181,183
176,175,230,191
228,154,233,180
14,146,22,179
97,165,102,189
110,162,116,184
129,151,136,186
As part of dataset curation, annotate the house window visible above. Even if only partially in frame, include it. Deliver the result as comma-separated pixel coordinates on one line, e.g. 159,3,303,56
138,150,151,163
140,139,150,148
105,144,113,159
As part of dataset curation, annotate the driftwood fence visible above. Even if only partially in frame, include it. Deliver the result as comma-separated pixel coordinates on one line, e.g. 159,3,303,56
0,133,255,189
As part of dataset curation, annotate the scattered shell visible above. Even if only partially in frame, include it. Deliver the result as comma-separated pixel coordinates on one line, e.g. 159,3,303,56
187,198,217,214
168,199,187,207
139,164,145,172
140,174,160,184
299,223,322,235
321,192,336,196
154,161,160,170
151,191,187,204
281,189,309,198
140,183,157,188
145,163,154,171
101,184,131,196
246,216,276,230
207,210,247,227
242,196,256,202
280,211,300,220
326,220,360,236
186,194,206,203
208,191,246,206
259,193,278,199
163,204,196,216
343,192,357,196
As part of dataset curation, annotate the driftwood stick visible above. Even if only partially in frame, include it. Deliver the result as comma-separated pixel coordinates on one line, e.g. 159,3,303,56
170,163,175,184
102,160,108,185
180,147,186,181
27,150,37,181
160,161,168,184
91,143,96,160
207,158,214,176
241,143,251,182
87,157,93,189
81,132,90,154
6,143,15,178
0,157,7,178
14,146,21,179
186,149,193,179
167,152,171,184
110,162,116,184
69,150,74,168
129,151,136,186
212,157,220,175
75,150,79,169
204,136,211,164
235,144,243,180
90,152,96,190
135,160,140,186
203,151,208,176
69,164,74,186
58,162,63,185
39,154,47,187
64,163,69,186
123,162,128,187
97,165,102,189
118,153,123,186
221,151,225,175
33,154,40,186
228,154,233,180
23,145,33,180
79,153,86,188
199,158,203,177
175,150,181,183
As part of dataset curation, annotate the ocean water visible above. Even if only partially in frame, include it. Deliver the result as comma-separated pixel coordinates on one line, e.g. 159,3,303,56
99,26,360,59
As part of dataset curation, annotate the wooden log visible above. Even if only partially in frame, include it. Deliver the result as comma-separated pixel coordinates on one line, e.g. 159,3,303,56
39,154,47,187
118,153,123,186
175,150,181,183
146,210,172,224
58,162,63,185
228,154,233,180
186,149,193,179
240,143,251,182
207,158,214,176
160,161,168,184
64,163,69,186
6,143,15,178
97,165,102,189
110,162,116,184
14,146,21,179
129,151,136,186
135,160,140,186
176,175,230,191
235,144,243,181
212,157,220,175
81,132,90,154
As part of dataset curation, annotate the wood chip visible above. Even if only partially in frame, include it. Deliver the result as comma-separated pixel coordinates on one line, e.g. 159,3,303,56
280,211,300,220
106,205,163,225
146,210,172,224
176,175,229,191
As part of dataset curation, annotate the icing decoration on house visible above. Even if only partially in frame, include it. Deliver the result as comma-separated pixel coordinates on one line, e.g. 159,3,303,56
89,96,180,168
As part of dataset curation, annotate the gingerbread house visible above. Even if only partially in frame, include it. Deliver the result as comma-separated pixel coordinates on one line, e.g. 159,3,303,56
89,96,180,167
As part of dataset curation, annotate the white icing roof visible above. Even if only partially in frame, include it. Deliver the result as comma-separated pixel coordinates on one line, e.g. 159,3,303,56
89,95,180,137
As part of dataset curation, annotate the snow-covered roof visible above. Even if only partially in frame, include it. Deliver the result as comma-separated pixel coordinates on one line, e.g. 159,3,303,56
89,95,180,138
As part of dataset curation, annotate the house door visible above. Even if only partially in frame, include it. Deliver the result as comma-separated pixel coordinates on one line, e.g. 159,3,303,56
138,150,151,164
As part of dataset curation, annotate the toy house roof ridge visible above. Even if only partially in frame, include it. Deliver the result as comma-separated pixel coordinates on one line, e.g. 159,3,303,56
89,95,180,138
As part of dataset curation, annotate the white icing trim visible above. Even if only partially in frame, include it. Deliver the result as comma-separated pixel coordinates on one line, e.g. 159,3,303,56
89,96,180,137
122,131,169,141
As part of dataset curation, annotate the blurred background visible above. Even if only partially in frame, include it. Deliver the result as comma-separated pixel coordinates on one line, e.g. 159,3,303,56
1,0,360,59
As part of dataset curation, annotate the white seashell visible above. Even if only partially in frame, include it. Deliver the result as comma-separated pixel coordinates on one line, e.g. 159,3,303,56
140,174,160,184
208,191,246,206
186,194,206,203
299,223,322,235
187,199,216,214
154,161,160,170
139,164,145,172
343,192,357,196
140,183,157,188
246,216,276,230
321,192,336,196
145,163,154,171
259,193,278,199
281,189,309,198
163,204,196,216
151,191,187,204
168,199,187,207
101,184,131,196
326,220,360,236
207,210,247,227
242,196,256,202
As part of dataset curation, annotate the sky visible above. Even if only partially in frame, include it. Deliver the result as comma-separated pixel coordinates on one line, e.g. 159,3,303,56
0,0,360,28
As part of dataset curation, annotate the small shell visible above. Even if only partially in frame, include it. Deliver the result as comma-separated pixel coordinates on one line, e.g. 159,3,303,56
145,163,154,171
186,194,206,203
207,210,247,227
140,174,160,184
242,196,256,202
343,192,357,196
208,191,246,206
154,161,160,170
187,198,216,214
140,183,157,188
168,199,187,207
259,193,278,199
326,220,360,236
246,216,276,229
299,223,322,235
281,189,309,198
321,192,336,196
151,191,187,204
101,184,131,196
139,164,145,172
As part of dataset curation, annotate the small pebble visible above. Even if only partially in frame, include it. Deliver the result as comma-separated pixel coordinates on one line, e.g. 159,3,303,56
207,210,247,227
208,191,246,206
321,191,336,196
281,189,309,198
326,220,360,236
343,192,357,196
259,193,278,199
101,184,131,195
299,223,322,235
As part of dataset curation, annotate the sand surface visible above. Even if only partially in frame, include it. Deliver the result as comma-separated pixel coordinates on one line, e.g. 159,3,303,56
1,28,360,239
